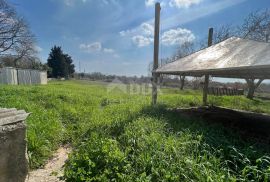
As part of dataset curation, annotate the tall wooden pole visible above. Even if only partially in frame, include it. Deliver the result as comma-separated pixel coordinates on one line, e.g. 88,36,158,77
208,28,213,47
152,2,161,105
203,28,213,106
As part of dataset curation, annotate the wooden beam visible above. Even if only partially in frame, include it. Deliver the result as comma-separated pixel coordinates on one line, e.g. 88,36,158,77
152,2,161,105
255,78,264,88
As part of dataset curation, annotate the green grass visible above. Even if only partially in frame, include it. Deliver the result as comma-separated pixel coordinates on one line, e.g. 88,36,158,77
0,80,269,181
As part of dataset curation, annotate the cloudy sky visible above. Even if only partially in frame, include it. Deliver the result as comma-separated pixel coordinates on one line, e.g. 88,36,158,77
10,0,270,76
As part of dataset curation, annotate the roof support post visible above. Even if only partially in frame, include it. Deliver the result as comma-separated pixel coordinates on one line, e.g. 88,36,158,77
203,74,209,105
152,2,161,105
202,28,213,106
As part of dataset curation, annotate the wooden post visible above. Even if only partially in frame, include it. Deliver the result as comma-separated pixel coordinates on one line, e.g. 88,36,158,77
208,28,213,47
203,74,209,105
180,75,185,90
203,28,213,106
152,2,161,105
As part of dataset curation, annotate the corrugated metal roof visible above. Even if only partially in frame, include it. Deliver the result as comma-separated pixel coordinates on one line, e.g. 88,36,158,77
156,37,270,79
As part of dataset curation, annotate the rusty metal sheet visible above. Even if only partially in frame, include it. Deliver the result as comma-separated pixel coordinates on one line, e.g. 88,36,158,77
156,37,270,78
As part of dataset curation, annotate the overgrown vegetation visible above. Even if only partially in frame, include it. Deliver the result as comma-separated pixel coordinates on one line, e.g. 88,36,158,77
0,80,270,181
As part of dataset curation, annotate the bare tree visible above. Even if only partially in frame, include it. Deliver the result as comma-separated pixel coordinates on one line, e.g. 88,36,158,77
199,24,235,49
238,9,270,41
173,41,195,90
213,24,235,44
0,0,36,65
237,9,270,99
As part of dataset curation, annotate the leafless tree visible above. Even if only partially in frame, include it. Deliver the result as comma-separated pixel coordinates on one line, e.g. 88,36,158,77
0,55,47,70
237,9,270,99
213,24,235,44
238,9,270,41
173,41,195,90
0,0,36,66
199,24,235,49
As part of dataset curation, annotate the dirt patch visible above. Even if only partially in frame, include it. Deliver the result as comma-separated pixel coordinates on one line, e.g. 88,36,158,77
170,106,270,142
26,146,71,182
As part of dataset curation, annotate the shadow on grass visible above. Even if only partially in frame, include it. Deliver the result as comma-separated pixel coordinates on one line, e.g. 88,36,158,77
140,104,270,157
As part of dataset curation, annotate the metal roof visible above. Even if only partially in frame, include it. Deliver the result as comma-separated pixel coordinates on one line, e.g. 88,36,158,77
156,37,270,79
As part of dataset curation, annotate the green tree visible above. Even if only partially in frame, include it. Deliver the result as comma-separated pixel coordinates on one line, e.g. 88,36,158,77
64,54,75,77
47,46,75,78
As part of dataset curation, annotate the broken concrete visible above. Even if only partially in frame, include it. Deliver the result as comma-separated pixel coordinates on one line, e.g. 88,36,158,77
0,108,29,182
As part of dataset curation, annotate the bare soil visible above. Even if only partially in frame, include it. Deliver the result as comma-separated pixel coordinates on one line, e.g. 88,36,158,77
170,106,270,142
26,146,71,182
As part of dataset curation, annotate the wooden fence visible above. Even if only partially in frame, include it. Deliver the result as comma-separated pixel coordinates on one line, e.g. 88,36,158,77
208,87,244,96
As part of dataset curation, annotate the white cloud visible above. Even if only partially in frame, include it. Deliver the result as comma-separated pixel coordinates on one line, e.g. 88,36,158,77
140,23,154,36
145,0,155,7
142,0,244,32
79,42,117,54
103,48,115,53
120,22,154,37
132,35,153,47
120,22,154,47
63,0,72,6
145,0,200,8
121,20,195,47
79,42,102,52
169,0,202,8
63,0,117,6
35,46,43,52
145,0,167,7
113,54,120,58
161,28,195,46
119,30,130,37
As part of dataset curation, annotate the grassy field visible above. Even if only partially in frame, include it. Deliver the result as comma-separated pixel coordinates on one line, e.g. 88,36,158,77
0,80,270,181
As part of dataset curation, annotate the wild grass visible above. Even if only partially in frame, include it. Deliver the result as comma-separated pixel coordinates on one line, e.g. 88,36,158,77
0,80,269,181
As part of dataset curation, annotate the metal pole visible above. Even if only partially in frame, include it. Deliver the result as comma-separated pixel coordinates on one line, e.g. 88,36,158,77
203,28,213,106
152,2,161,105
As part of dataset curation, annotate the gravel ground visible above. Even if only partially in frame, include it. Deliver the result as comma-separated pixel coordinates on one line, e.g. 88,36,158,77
26,147,70,182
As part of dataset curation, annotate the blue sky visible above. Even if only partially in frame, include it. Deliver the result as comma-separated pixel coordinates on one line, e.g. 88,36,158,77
9,0,270,76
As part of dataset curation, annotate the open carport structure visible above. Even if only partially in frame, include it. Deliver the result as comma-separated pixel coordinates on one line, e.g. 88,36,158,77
151,2,270,105
155,36,270,105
